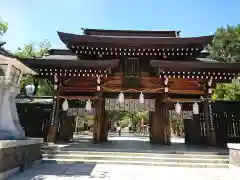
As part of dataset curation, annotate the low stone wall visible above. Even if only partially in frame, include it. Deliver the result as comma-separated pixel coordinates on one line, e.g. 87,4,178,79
228,143,240,180
0,138,42,180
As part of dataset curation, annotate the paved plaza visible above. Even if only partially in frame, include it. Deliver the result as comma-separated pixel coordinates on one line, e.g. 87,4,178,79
7,163,230,180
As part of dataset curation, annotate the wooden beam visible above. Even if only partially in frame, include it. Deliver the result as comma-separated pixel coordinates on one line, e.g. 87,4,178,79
169,89,204,94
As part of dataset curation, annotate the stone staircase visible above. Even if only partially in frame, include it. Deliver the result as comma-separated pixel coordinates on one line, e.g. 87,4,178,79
41,146,229,168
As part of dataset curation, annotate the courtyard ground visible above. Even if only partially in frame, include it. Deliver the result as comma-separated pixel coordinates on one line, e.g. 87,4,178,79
7,163,230,180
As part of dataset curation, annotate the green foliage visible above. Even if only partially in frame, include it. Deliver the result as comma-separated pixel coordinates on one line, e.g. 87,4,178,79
135,111,148,122
119,118,130,128
84,115,94,125
15,39,51,58
85,115,94,120
213,79,240,100
0,19,8,36
169,113,184,137
208,24,240,62
208,25,240,101
0,18,52,96
15,40,53,96
108,110,148,122
108,110,149,128
108,110,128,123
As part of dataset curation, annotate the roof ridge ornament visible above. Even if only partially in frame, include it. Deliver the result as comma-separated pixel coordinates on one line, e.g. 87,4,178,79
0,42,6,48
175,31,180,38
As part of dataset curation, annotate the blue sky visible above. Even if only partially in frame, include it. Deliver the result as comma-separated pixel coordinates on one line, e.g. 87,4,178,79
1,0,240,51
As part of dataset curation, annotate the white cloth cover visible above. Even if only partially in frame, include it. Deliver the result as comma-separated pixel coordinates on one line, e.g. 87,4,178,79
0,85,25,139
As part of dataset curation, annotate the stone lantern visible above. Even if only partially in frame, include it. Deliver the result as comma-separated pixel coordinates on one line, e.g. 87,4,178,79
0,54,36,139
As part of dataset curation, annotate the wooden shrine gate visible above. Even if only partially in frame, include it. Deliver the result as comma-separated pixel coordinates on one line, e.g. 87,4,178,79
17,28,240,146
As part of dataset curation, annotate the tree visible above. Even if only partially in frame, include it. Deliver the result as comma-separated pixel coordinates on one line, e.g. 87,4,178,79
108,110,128,123
208,25,240,62
208,25,240,100
0,19,8,37
169,112,184,137
108,110,149,130
213,79,240,100
15,39,51,58
135,111,148,122
0,18,8,46
0,18,52,96
16,40,53,96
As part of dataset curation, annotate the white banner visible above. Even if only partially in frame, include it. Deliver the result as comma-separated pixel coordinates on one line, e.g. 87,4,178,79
105,98,155,112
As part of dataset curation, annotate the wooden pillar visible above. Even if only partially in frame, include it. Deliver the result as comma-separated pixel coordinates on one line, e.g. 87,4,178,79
47,95,60,143
163,101,171,145
192,114,202,144
101,111,109,141
149,111,154,142
204,78,216,146
93,75,108,143
163,76,171,145
58,111,74,143
150,98,171,145
93,93,108,143
47,74,60,143
182,103,202,145
185,112,202,145
150,75,171,145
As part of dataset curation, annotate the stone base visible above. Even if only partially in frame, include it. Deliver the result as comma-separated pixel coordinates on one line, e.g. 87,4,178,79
0,160,42,180
0,138,43,180
0,131,25,140
229,164,240,180
227,143,240,180
0,166,19,180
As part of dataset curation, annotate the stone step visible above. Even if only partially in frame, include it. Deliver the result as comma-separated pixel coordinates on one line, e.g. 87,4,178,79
41,149,229,159
41,150,229,168
42,153,228,163
42,158,229,168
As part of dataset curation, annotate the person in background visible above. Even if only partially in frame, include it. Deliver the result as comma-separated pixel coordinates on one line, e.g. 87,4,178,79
117,124,121,136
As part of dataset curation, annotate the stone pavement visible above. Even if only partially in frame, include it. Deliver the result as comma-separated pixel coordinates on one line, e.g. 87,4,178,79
7,163,230,180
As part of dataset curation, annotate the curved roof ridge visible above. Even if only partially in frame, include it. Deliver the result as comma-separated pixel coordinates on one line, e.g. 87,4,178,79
82,28,181,37
57,31,214,49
